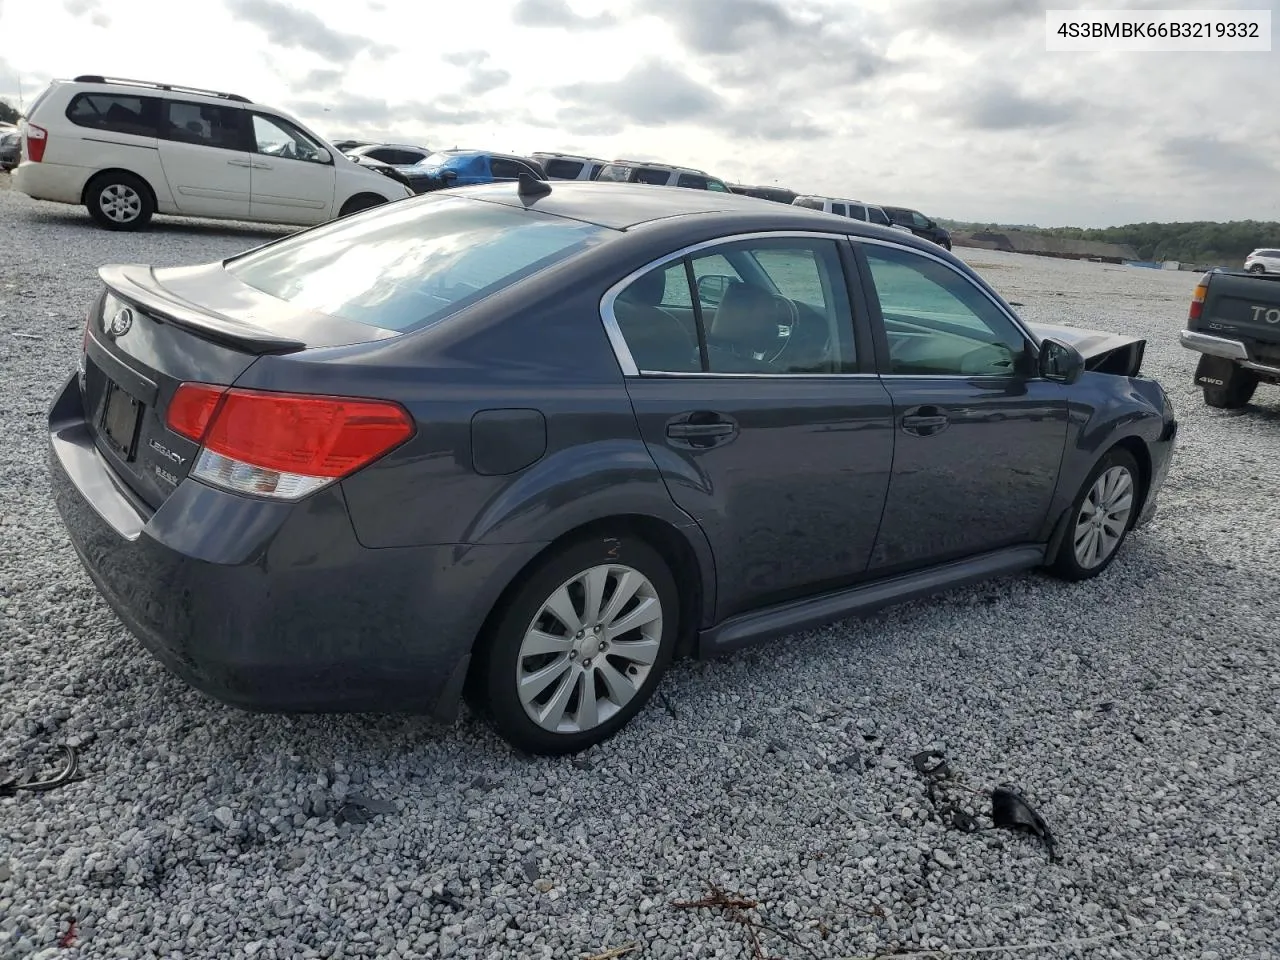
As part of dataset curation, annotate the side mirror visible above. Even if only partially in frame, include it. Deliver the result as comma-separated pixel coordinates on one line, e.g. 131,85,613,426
696,274,734,306
1038,337,1085,384
441,169,458,184
319,148,334,165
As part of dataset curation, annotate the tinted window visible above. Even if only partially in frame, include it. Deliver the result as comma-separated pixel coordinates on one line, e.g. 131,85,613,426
612,239,856,375
227,195,612,332
861,245,1025,377
911,211,931,228
848,204,868,221
161,101,246,150
490,158,535,180
367,148,423,165
252,115,328,163
66,93,159,137
794,198,824,210
595,164,631,182
831,203,847,217
589,163,604,179
634,167,671,185
544,158,584,178
676,173,708,189
867,206,890,226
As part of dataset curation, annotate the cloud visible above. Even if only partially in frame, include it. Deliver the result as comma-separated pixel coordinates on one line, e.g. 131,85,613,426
554,60,723,126
441,50,511,97
288,91,505,136
300,68,344,92
225,0,394,63
63,0,110,27
955,83,1085,130
897,0,1041,38
1163,136,1278,179
512,0,617,29
442,50,488,68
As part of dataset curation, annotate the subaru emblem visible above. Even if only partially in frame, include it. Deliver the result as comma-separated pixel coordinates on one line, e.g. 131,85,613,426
105,307,133,339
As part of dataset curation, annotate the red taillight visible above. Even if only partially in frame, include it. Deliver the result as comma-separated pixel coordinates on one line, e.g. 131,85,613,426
166,383,414,499
25,124,47,163
1189,271,1211,321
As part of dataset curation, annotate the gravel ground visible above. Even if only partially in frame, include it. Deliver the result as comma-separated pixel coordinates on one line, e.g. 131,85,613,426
1,184,1277,960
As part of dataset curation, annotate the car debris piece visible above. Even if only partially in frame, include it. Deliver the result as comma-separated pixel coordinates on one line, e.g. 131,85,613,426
911,750,950,779
332,794,397,825
0,744,80,797
991,785,1059,863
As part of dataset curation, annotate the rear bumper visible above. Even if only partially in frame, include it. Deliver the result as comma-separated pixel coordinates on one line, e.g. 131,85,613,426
47,372,540,718
1180,329,1280,378
13,161,90,205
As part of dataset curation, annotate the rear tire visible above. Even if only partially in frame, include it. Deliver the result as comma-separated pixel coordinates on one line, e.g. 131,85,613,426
469,535,679,755
86,172,154,231
1049,447,1141,582
338,193,387,218
1249,264,1266,274
1203,366,1258,409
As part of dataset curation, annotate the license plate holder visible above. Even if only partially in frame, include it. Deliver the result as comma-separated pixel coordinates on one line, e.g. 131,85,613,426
101,380,143,460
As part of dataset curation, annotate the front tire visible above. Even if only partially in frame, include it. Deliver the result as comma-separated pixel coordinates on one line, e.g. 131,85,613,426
469,535,679,755
86,172,153,230
1049,447,1141,582
1203,366,1258,409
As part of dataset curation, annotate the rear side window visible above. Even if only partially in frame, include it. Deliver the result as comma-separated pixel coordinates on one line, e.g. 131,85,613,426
634,167,671,185
848,205,868,221
544,158,584,178
676,173,708,189
226,195,613,332
831,203,847,217
595,164,631,182
66,93,160,137
161,101,247,150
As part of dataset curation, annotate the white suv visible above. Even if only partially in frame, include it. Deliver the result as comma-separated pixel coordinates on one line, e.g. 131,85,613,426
12,76,412,231
1244,248,1280,274
594,159,731,191
792,195,913,233
529,152,607,181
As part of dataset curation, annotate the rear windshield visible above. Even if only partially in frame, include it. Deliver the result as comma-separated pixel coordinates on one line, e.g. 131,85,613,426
226,195,613,332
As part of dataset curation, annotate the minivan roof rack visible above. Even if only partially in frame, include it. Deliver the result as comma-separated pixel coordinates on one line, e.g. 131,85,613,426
72,75,253,104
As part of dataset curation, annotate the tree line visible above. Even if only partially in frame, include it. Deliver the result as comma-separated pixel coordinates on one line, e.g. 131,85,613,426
943,217,1280,266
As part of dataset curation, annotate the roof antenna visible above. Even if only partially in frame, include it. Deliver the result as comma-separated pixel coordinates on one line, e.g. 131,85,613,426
517,172,552,200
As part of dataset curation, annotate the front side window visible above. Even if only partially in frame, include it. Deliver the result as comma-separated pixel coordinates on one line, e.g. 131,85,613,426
162,101,246,150
609,238,857,375
252,115,328,163
227,195,613,332
676,173,708,189
634,167,671,185
706,179,730,192
595,164,631,182
861,244,1026,377
911,211,932,229
867,206,891,227
66,93,160,137
544,158,584,179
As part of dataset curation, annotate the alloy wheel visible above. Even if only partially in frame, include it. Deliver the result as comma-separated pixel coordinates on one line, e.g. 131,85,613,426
1073,465,1135,569
99,184,142,224
516,563,664,734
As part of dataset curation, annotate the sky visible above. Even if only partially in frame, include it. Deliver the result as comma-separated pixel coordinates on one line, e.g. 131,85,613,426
0,0,1277,228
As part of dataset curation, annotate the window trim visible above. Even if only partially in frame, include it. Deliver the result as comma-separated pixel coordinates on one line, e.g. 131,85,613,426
851,236,1040,380
600,230,877,379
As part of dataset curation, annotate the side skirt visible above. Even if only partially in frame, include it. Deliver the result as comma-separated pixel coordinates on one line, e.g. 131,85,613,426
696,544,1048,657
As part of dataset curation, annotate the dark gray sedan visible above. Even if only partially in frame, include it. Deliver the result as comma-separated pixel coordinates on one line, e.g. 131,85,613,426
48,180,1177,755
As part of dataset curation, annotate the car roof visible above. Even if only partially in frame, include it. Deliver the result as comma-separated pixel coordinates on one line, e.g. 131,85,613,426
450,181,946,241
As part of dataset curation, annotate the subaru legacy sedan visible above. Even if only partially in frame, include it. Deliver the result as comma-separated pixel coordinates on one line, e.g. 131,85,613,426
48,180,1177,755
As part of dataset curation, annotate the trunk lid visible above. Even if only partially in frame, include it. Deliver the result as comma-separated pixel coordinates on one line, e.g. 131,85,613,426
83,262,398,510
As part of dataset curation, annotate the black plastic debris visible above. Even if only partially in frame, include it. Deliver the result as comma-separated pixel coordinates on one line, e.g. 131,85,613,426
951,810,980,833
332,794,397,825
991,785,1058,863
912,750,951,780
0,744,80,797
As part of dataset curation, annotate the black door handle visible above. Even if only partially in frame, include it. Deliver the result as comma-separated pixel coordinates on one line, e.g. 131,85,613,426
901,406,950,437
666,412,738,448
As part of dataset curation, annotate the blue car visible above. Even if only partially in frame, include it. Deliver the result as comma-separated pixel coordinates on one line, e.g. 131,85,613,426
398,149,547,194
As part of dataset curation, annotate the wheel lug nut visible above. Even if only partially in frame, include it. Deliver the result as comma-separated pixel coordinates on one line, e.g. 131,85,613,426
593,625,601,633
583,659,592,668
599,641,607,651
575,631,583,639
569,651,577,659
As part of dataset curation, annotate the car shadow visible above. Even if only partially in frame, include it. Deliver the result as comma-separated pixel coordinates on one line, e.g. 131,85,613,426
25,207,296,243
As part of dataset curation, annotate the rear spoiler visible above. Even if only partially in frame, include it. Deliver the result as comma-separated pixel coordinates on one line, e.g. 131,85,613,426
98,264,306,355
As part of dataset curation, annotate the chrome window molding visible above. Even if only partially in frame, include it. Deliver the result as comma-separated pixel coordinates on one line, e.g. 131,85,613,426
599,230,859,378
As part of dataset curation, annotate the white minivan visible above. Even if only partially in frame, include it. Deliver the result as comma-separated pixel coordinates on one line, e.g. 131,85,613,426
792,195,913,233
13,76,412,230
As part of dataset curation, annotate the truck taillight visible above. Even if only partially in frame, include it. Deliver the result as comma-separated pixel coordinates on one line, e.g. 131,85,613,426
1189,272,1211,321
25,124,47,163
166,383,415,500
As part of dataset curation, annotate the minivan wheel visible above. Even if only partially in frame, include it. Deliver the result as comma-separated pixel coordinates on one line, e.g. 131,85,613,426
86,173,154,230
471,536,679,755
1049,447,1141,582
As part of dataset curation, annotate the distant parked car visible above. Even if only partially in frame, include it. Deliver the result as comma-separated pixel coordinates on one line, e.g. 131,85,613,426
0,125,19,171
48,180,1176,755
11,75,411,229
331,139,377,152
728,184,797,204
1243,248,1280,274
595,160,730,192
530,152,607,181
397,149,547,194
882,205,952,250
345,142,432,166
792,195,911,233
